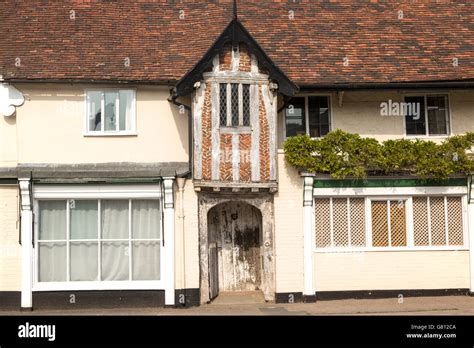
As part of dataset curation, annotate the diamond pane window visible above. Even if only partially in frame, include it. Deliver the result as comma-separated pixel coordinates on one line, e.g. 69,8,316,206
219,83,227,126
242,84,250,126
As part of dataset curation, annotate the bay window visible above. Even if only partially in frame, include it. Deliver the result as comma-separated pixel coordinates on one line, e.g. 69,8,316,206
36,198,161,285
86,90,136,134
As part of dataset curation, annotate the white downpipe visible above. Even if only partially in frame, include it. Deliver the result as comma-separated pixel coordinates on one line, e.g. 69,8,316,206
176,177,186,295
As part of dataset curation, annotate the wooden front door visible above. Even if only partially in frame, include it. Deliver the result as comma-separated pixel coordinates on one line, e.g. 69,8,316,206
208,201,262,292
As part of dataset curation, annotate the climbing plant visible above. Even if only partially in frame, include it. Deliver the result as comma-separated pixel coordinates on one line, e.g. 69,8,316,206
283,129,474,179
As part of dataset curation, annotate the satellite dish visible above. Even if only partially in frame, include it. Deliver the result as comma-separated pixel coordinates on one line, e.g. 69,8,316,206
0,83,25,117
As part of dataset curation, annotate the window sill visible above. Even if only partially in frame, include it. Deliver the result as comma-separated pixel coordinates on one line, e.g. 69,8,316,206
314,246,468,253
32,280,164,291
83,132,138,137
219,126,252,134
404,135,450,140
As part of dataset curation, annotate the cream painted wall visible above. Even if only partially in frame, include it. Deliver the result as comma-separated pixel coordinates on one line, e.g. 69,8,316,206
274,152,304,293
0,186,20,291
174,180,200,290
0,112,18,167
9,83,188,164
314,250,470,291
277,90,474,147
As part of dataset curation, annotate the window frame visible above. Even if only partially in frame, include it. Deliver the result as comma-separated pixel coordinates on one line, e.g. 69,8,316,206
84,89,137,136
403,93,452,138
313,191,468,253
218,82,252,129
283,94,332,139
32,185,164,292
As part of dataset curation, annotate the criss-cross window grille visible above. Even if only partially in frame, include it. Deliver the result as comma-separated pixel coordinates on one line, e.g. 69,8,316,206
219,82,251,127
315,197,367,248
371,199,407,247
219,84,227,126
242,84,250,126
315,195,465,250
412,196,464,247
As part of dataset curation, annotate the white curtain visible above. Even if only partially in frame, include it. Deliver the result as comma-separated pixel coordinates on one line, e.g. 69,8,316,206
70,200,98,240
101,200,129,239
38,201,67,282
101,242,129,281
39,242,66,282
101,200,129,280
132,241,160,280
39,200,66,240
70,242,98,281
131,200,161,280
132,200,160,239
119,90,133,131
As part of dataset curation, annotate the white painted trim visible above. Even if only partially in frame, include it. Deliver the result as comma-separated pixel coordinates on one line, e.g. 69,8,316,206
162,178,175,305
250,84,260,181
20,179,33,309
193,82,206,180
34,185,162,199
303,204,314,295
314,246,469,253
469,203,474,292
313,186,467,197
211,82,220,181
33,281,164,292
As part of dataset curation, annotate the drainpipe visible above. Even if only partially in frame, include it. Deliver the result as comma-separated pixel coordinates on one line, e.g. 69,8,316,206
176,177,187,301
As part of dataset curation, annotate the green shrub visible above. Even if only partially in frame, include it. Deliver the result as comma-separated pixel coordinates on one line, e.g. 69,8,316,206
283,129,474,179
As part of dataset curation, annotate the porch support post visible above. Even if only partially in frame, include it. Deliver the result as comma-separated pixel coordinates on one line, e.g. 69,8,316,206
303,176,314,297
19,178,33,310
468,176,474,293
163,177,175,306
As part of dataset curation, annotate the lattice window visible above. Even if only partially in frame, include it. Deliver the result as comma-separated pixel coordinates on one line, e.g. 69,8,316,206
413,197,429,246
231,83,239,126
333,198,349,247
412,196,464,247
371,199,407,247
447,197,463,245
371,201,389,247
219,83,227,126
219,83,252,127
390,200,407,247
242,84,250,126
315,198,331,248
350,198,366,246
315,197,366,248
430,197,446,246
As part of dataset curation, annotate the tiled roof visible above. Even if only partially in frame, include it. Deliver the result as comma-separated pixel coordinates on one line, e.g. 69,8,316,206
1,1,473,86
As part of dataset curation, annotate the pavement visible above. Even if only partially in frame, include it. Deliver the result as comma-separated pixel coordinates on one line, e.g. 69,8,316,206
2,294,474,316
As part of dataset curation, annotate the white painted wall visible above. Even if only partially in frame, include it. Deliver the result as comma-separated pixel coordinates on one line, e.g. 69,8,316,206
273,151,304,293
314,251,470,291
0,185,20,291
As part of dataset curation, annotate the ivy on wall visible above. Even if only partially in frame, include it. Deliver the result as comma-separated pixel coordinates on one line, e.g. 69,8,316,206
283,130,474,179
